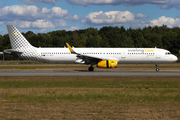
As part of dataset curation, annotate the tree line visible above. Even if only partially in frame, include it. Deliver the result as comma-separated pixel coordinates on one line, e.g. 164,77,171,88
0,25,180,60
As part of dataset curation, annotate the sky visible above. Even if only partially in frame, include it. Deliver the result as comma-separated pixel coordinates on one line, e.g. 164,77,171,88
0,0,180,34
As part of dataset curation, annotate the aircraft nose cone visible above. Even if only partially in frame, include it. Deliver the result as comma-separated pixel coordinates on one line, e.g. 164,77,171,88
173,55,178,62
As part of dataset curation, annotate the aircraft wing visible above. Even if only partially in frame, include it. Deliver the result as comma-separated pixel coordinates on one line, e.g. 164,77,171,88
66,43,118,65
4,49,23,54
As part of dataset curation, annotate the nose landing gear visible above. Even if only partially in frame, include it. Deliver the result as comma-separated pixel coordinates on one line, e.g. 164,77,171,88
155,64,159,72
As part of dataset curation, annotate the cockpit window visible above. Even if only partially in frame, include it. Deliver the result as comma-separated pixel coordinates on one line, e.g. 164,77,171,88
165,52,171,55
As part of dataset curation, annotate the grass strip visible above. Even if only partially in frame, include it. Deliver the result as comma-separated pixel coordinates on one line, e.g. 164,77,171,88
0,76,180,119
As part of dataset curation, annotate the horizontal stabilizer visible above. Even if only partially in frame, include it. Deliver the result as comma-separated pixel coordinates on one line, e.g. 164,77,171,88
4,49,23,54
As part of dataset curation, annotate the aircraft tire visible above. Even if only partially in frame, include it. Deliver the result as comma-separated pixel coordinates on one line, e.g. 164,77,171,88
88,67,94,71
156,68,159,72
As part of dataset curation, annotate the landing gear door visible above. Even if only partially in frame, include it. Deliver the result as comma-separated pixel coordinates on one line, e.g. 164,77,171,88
156,50,161,59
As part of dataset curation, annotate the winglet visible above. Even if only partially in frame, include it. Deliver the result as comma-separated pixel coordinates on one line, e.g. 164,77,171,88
66,43,76,54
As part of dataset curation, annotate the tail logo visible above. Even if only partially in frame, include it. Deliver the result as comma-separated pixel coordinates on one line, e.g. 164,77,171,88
7,25,45,62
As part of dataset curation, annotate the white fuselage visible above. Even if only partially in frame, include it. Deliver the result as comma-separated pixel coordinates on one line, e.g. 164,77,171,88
6,25,178,70
30,47,177,64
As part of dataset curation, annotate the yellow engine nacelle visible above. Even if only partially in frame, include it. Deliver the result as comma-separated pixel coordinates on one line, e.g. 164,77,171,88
97,60,117,68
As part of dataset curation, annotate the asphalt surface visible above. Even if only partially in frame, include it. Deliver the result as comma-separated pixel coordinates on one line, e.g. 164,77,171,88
0,70,180,77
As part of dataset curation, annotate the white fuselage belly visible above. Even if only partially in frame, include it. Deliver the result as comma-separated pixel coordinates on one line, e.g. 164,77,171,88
32,47,176,64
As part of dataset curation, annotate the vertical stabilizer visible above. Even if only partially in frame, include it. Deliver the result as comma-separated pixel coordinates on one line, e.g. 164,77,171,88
6,25,33,49
6,25,42,62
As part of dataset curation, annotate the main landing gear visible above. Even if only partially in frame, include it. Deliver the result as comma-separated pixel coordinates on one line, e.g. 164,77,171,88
88,66,94,71
155,64,159,72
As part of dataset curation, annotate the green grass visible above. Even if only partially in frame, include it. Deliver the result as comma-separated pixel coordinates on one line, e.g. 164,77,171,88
0,76,180,88
0,77,180,104
1,76,180,119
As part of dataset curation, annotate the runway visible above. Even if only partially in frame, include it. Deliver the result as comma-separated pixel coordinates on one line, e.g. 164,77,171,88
0,70,180,77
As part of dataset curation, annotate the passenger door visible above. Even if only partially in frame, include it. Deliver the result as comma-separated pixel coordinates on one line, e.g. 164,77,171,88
156,50,161,59
121,51,126,58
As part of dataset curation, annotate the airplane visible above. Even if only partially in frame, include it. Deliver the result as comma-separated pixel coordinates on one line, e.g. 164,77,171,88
4,25,178,72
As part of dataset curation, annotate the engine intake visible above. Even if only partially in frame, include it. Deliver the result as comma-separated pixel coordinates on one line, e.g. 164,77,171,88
97,60,117,68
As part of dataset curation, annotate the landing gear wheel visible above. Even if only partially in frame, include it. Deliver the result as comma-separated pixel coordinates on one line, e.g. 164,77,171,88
88,66,94,71
155,64,159,72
